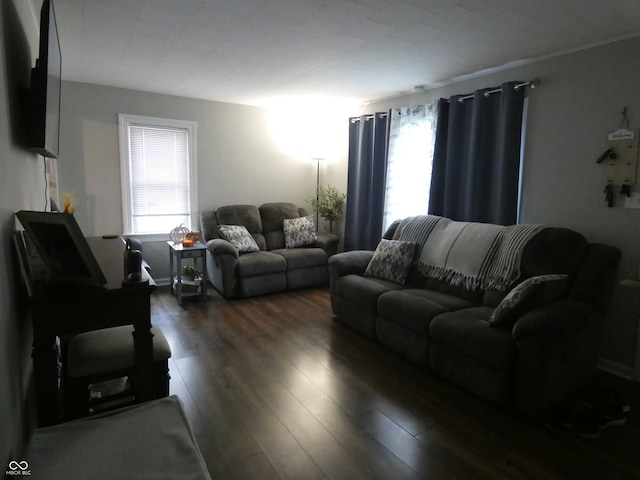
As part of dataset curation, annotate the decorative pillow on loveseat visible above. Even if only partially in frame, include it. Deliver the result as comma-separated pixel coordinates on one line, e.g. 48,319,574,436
283,215,317,248
489,274,568,327
364,239,416,285
218,225,260,253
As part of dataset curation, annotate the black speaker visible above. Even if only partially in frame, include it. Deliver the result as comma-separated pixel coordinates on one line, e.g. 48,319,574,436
123,238,142,282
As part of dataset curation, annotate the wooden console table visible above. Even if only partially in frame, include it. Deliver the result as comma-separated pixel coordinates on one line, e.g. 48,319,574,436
21,236,157,426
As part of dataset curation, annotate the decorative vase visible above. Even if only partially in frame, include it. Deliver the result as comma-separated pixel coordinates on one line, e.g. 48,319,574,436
170,224,190,244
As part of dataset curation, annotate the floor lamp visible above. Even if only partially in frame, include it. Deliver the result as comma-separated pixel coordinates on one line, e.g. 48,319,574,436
311,157,325,231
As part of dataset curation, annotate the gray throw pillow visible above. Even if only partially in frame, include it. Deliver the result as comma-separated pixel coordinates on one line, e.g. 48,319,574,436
283,216,317,248
364,239,416,285
218,225,260,253
489,274,568,327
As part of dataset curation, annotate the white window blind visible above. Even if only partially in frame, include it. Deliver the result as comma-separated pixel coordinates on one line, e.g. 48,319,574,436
119,114,197,235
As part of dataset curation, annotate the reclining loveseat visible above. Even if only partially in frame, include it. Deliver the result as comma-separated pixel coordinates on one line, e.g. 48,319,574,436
200,202,339,299
329,215,621,418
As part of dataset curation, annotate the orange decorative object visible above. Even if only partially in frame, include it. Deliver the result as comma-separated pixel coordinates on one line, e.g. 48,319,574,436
182,238,194,247
185,231,199,243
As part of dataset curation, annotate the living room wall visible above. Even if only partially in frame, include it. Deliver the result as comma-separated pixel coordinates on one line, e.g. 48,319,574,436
364,35,640,378
56,33,640,377
58,82,348,279
0,0,49,465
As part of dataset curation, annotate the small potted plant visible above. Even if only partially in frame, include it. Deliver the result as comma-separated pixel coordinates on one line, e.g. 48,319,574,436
307,184,346,234
178,265,202,292
181,265,201,281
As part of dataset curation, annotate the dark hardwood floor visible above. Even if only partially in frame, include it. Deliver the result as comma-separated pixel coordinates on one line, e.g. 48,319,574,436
152,286,640,480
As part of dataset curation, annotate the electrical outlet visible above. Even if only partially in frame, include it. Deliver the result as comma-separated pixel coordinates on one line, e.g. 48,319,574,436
624,192,640,209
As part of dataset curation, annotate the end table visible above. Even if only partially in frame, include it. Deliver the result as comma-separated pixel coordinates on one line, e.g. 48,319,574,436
167,241,208,305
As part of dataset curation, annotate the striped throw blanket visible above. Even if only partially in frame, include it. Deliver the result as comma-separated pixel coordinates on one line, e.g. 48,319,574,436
480,224,544,291
397,215,443,257
398,216,542,292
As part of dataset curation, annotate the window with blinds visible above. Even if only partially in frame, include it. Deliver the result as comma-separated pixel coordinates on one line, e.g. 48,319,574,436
119,114,197,235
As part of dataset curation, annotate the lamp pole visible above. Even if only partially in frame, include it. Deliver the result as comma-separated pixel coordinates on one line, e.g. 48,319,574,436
311,157,324,231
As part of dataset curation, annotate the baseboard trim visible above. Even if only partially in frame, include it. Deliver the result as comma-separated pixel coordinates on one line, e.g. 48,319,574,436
598,358,634,380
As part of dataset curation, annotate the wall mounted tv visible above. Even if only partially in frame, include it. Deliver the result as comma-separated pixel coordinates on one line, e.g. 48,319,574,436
27,0,62,159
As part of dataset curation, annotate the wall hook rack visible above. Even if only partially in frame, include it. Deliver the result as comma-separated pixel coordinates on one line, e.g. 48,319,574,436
600,127,638,189
596,148,616,164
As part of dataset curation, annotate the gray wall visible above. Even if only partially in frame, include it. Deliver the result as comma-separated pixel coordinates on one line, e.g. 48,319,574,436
59,35,640,376
58,82,348,279
53,32,640,380
1,0,49,464
5,1,639,468
365,35,640,377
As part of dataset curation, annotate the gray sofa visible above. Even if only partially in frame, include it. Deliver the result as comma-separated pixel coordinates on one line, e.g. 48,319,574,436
329,215,621,418
200,202,339,299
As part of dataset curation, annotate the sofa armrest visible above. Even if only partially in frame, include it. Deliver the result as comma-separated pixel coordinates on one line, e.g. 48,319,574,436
328,250,374,314
315,232,339,256
511,299,598,341
511,300,603,418
204,239,240,298
206,238,239,258
328,250,374,277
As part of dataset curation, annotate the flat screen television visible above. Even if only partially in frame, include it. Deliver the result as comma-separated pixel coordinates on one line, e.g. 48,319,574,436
27,0,62,159
16,211,107,286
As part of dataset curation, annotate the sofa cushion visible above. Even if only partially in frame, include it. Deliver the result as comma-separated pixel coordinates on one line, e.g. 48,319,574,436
364,239,416,284
425,277,484,304
260,202,300,231
199,210,219,241
430,307,515,370
217,205,262,232
377,289,474,335
283,215,317,248
334,274,396,339
482,289,508,308
519,228,587,279
336,274,400,312
216,205,266,250
236,251,287,277
218,225,261,253
260,203,300,250
272,247,327,270
489,274,568,328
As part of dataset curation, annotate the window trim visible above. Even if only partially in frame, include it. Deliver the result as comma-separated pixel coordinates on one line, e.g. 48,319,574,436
118,113,198,240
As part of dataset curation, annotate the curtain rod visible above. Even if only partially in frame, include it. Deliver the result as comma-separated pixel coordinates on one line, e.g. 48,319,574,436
455,77,541,103
350,112,388,123
352,104,430,122
350,77,540,122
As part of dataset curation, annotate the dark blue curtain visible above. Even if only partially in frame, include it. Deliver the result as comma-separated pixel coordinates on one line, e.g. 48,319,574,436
344,113,389,251
428,82,526,225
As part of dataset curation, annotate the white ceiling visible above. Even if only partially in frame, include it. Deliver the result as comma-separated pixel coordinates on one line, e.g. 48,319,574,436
51,0,640,107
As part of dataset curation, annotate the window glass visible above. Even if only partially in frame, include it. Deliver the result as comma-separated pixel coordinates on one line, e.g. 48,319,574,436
119,114,197,235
